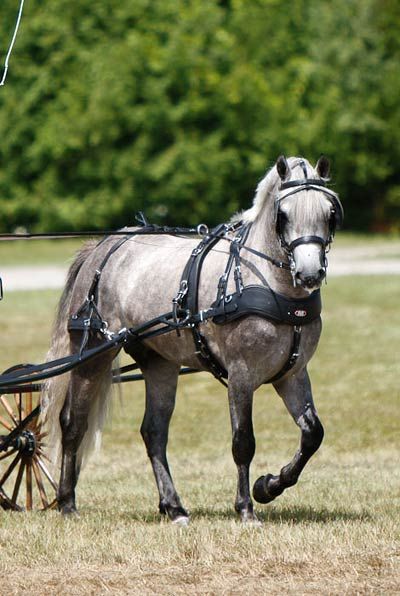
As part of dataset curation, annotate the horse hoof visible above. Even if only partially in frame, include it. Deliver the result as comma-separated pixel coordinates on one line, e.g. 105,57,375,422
252,474,277,504
249,518,263,528
240,512,262,527
172,515,190,527
60,506,80,517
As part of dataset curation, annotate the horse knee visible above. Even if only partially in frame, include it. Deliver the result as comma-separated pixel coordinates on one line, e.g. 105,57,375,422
232,428,255,465
299,408,324,456
140,418,168,458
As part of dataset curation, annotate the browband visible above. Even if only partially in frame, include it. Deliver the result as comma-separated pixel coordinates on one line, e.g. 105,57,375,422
280,178,327,191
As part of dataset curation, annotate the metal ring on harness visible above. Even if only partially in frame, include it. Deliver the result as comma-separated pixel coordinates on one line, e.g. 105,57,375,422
197,224,209,236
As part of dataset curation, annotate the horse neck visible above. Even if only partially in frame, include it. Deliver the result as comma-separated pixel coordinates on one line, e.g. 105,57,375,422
244,207,306,298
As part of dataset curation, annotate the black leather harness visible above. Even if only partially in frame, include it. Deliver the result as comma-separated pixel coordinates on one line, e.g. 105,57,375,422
64,219,322,388
172,221,322,386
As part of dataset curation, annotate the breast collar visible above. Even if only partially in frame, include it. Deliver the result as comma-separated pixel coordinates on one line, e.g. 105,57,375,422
175,222,322,385
211,284,321,326
176,221,321,326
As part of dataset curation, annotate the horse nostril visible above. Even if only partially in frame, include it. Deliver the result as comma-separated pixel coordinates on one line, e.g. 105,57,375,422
303,271,325,287
304,276,317,288
296,268,326,288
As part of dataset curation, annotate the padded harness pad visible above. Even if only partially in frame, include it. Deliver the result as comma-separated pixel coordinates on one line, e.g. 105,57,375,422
212,285,321,326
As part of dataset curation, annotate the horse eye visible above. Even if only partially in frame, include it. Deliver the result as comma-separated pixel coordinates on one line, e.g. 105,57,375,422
280,212,289,229
279,211,288,225
276,211,289,235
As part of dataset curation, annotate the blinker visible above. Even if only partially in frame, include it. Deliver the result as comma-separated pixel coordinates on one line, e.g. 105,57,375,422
275,175,343,254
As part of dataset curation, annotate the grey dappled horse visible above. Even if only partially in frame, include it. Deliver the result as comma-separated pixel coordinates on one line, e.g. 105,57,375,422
42,156,343,523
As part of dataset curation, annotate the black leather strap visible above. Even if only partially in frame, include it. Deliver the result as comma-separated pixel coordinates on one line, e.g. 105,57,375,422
267,326,302,384
288,235,327,251
280,178,327,190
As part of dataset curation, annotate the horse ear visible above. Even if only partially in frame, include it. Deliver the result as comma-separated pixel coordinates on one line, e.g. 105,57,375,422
316,155,330,179
276,155,289,181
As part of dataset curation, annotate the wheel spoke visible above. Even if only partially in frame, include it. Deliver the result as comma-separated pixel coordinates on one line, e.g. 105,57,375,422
0,414,13,431
0,389,58,512
26,392,33,416
26,461,33,510
0,485,22,511
0,446,18,461
0,452,21,485
0,395,18,425
32,460,49,508
34,456,58,491
11,459,25,504
14,393,25,422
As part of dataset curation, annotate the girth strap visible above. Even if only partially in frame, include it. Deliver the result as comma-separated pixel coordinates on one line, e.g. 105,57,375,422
174,223,233,384
267,326,302,384
191,327,228,387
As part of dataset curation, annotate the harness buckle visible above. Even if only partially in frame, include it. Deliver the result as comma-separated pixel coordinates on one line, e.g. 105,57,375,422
173,280,188,305
218,273,227,289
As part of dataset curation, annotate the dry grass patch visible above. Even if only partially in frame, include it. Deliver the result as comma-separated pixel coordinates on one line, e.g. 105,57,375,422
0,277,399,594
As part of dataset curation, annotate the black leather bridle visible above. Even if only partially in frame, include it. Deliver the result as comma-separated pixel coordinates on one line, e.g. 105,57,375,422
275,160,344,263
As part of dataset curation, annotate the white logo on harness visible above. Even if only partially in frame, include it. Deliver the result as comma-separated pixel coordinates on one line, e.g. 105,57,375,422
294,309,307,318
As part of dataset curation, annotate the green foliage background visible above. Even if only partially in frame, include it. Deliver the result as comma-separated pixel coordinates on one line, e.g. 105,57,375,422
0,0,399,231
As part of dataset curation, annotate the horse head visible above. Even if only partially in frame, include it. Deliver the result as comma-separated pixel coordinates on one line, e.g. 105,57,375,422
275,155,343,291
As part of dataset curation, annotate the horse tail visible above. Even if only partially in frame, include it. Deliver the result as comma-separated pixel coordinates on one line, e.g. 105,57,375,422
40,240,100,472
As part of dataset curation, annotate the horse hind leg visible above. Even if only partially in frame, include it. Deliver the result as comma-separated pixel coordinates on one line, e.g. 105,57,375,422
253,369,324,505
139,354,188,524
57,356,114,514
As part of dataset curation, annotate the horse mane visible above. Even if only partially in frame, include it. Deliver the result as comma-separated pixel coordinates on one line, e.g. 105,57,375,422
237,163,279,223
232,157,334,226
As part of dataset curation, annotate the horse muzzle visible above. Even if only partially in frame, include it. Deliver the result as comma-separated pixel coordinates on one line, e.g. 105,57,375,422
295,268,326,290
291,242,327,291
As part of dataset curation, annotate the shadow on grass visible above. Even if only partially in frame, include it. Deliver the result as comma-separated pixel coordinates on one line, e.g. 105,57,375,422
189,504,371,524
53,503,371,525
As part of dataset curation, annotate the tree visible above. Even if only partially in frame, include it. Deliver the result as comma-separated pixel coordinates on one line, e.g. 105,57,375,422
0,0,399,231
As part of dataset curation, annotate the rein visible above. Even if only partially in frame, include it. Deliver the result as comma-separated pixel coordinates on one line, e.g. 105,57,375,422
0,219,296,391
0,165,339,390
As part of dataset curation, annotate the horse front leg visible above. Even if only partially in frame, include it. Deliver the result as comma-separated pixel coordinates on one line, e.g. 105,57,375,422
228,368,257,523
253,368,324,504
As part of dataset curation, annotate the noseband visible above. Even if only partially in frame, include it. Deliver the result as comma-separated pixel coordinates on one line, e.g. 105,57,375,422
275,160,343,260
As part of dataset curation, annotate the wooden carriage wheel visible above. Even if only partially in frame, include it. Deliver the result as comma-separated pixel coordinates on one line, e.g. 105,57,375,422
0,389,58,511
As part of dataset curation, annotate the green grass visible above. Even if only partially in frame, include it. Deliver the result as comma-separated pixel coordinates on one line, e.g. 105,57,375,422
0,276,399,594
335,231,400,246
0,238,85,266
1,232,400,266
